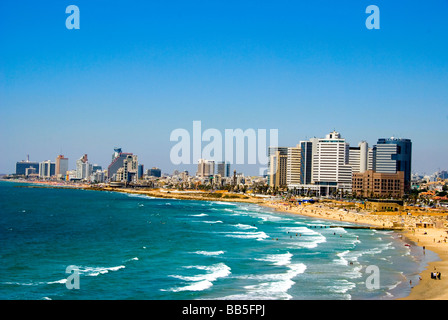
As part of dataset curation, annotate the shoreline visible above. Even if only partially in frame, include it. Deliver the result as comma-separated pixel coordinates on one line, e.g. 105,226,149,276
259,200,448,300
88,185,448,300
3,179,447,299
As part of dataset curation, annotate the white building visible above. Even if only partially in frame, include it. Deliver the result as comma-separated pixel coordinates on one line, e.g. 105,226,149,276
76,154,92,181
312,131,352,194
39,160,54,179
196,159,215,178
349,141,369,174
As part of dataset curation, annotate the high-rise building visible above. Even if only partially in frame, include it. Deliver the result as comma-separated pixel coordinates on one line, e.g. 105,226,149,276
55,155,69,177
108,148,134,181
349,141,369,174
39,160,55,179
147,167,162,178
217,161,231,177
268,149,288,188
375,138,412,191
76,154,92,180
267,147,288,187
138,164,144,179
287,146,301,187
116,155,139,183
299,140,313,185
196,159,215,178
312,131,352,194
16,155,39,176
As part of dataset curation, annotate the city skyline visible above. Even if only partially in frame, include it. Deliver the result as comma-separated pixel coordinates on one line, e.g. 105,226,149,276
1,1,448,175
6,130,448,177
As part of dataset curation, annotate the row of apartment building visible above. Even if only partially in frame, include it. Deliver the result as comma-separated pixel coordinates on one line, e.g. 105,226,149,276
268,131,412,198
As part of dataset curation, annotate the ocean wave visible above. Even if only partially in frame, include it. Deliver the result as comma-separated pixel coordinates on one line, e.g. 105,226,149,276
228,258,307,300
125,257,139,262
329,279,356,295
234,224,257,230
255,252,293,266
199,220,223,224
164,263,231,292
78,265,126,277
193,251,225,256
191,213,208,217
168,280,214,292
282,227,327,249
126,194,157,200
213,201,238,206
224,231,269,241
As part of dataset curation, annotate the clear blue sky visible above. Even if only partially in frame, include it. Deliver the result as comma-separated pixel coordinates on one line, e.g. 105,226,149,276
1,0,447,176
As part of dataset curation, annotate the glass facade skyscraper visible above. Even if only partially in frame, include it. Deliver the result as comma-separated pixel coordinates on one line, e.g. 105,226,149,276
375,138,412,191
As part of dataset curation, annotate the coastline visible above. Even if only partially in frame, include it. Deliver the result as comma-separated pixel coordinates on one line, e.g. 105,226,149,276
89,185,448,300
3,179,447,299
259,200,448,300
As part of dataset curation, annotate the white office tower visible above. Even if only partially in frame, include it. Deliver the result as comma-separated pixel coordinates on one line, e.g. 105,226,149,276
349,141,369,173
76,154,92,180
312,131,352,194
286,146,301,187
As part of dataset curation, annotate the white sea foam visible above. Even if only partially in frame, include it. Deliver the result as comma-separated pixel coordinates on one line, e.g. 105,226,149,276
200,220,223,224
227,255,307,300
191,213,208,217
255,252,293,266
169,280,214,292
78,265,125,277
126,194,156,200
281,227,326,249
225,231,269,241
164,263,231,292
193,251,225,256
213,201,238,206
234,224,257,230
329,279,356,295
47,279,67,285
125,257,139,262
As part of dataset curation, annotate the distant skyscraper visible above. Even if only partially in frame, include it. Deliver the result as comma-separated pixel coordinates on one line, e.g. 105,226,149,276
138,164,144,179
349,141,368,174
116,155,139,182
267,147,288,186
55,155,69,177
299,140,313,185
312,131,352,194
76,154,92,180
147,167,162,178
108,148,133,181
196,159,215,178
39,160,55,178
287,146,301,187
217,161,230,177
16,156,39,176
375,137,412,191
268,148,288,188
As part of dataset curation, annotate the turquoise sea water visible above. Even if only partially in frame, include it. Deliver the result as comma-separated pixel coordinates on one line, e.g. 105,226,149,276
0,181,437,300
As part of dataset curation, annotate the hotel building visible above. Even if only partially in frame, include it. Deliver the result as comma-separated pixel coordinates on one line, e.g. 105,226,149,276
352,170,405,198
